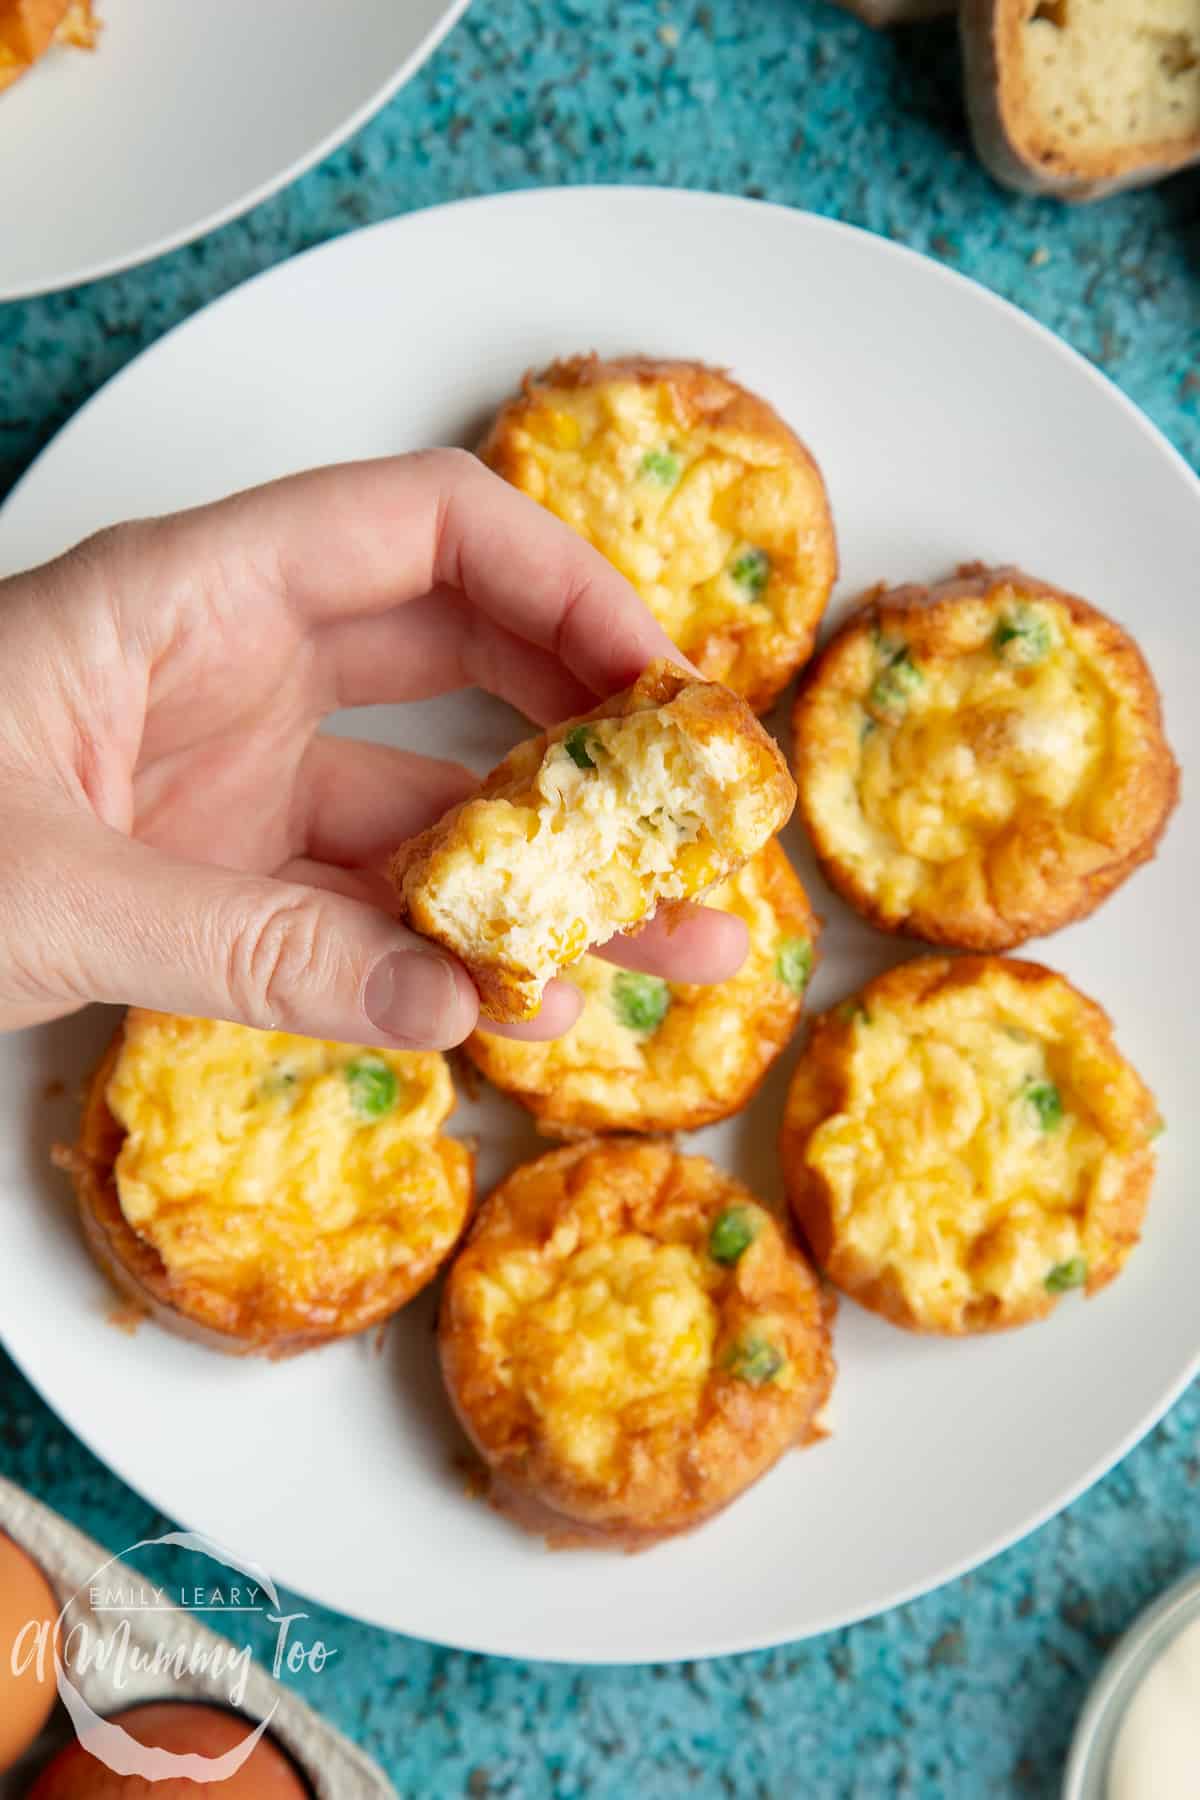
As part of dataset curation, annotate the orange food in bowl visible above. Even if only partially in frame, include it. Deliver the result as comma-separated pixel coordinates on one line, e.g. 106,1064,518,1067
0,1532,58,1773
26,1702,308,1797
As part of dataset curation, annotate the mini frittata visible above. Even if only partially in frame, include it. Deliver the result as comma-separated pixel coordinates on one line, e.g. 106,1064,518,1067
390,660,796,1022
466,840,819,1134
64,1011,473,1355
481,356,838,712
792,565,1178,948
780,956,1161,1335
440,1138,835,1545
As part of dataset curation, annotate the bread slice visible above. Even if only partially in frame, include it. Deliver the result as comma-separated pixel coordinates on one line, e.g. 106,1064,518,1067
830,0,952,27
963,0,1200,199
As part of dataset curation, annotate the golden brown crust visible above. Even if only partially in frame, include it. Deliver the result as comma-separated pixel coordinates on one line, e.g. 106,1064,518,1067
792,564,1178,950
63,1021,474,1359
464,840,820,1135
962,0,1200,200
0,0,95,90
481,355,837,712
440,1139,836,1545
780,956,1160,1335
390,659,797,1022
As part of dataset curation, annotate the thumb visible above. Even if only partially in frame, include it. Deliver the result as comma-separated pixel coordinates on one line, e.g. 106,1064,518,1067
30,820,479,1050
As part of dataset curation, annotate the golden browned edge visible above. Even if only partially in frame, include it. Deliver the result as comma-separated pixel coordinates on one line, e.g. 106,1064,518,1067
779,955,1159,1336
479,353,838,713
0,0,96,91
961,0,1200,200
792,562,1180,951
462,838,821,1136
439,1137,837,1548
390,658,797,1023
60,1018,475,1360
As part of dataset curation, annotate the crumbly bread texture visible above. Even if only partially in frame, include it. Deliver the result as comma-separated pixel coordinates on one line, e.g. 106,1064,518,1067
0,0,96,91
61,1011,472,1356
963,0,1200,199
780,956,1161,1335
792,565,1177,951
481,356,837,712
466,840,819,1135
390,661,797,1022
440,1138,836,1546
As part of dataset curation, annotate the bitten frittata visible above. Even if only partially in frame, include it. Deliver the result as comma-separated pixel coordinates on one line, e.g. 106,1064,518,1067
440,1138,836,1545
390,660,796,1022
780,956,1161,1335
466,840,819,1134
792,565,1178,949
481,356,838,711
65,1011,473,1355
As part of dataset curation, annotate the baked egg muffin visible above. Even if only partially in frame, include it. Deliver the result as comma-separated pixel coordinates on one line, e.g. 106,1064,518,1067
780,956,1161,1335
390,660,796,1023
481,356,838,712
440,1138,835,1545
792,565,1178,948
465,840,819,1134
62,1010,473,1356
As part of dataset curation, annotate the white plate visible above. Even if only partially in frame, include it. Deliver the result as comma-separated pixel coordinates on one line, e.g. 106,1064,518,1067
0,0,467,300
0,190,1196,1664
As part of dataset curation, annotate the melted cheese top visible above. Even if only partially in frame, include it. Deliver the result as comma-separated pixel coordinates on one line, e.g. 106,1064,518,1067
805,972,1154,1325
801,591,1153,924
495,373,829,680
108,1012,464,1300
476,1233,720,1481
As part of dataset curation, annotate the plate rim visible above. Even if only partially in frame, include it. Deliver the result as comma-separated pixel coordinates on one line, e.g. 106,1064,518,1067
2,188,1198,1662
0,0,470,303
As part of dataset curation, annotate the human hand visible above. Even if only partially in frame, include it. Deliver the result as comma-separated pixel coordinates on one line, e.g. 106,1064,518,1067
0,451,748,1047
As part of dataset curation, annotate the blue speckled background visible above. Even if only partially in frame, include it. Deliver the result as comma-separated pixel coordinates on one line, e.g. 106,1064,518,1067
3,1,1200,1793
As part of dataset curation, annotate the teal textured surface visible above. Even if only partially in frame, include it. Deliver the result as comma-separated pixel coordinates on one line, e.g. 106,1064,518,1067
3,1,1200,1794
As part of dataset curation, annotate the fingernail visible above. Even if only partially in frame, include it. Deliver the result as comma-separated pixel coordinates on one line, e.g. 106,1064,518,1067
364,950,465,1047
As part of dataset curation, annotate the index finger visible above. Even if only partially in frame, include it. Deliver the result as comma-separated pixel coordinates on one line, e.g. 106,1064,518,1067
149,449,693,699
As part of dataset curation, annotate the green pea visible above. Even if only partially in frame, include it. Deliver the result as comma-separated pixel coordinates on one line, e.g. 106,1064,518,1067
775,936,813,996
640,447,681,485
993,606,1053,666
725,1334,785,1385
709,1206,761,1266
1151,1117,1167,1139
869,645,923,720
346,1056,400,1120
1024,1081,1064,1132
1045,1257,1087,1293
564,726,598,770
610,970,671,1035
837,1000,870,1026
729,547,770,600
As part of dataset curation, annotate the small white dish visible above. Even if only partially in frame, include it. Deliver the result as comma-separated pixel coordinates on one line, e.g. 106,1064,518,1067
0,0,467,300
1063,1568,1200,1799
0,191,1195,1662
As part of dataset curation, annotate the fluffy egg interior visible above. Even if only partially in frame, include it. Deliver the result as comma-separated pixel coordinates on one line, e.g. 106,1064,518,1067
421,704,760,990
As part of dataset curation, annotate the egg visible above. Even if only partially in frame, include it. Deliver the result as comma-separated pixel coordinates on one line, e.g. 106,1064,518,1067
481,354,837,711
466,839,819,1134
781,955,1161,1333
0,1532,58,1773
793,565,1178,949
26,1702,308,1797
